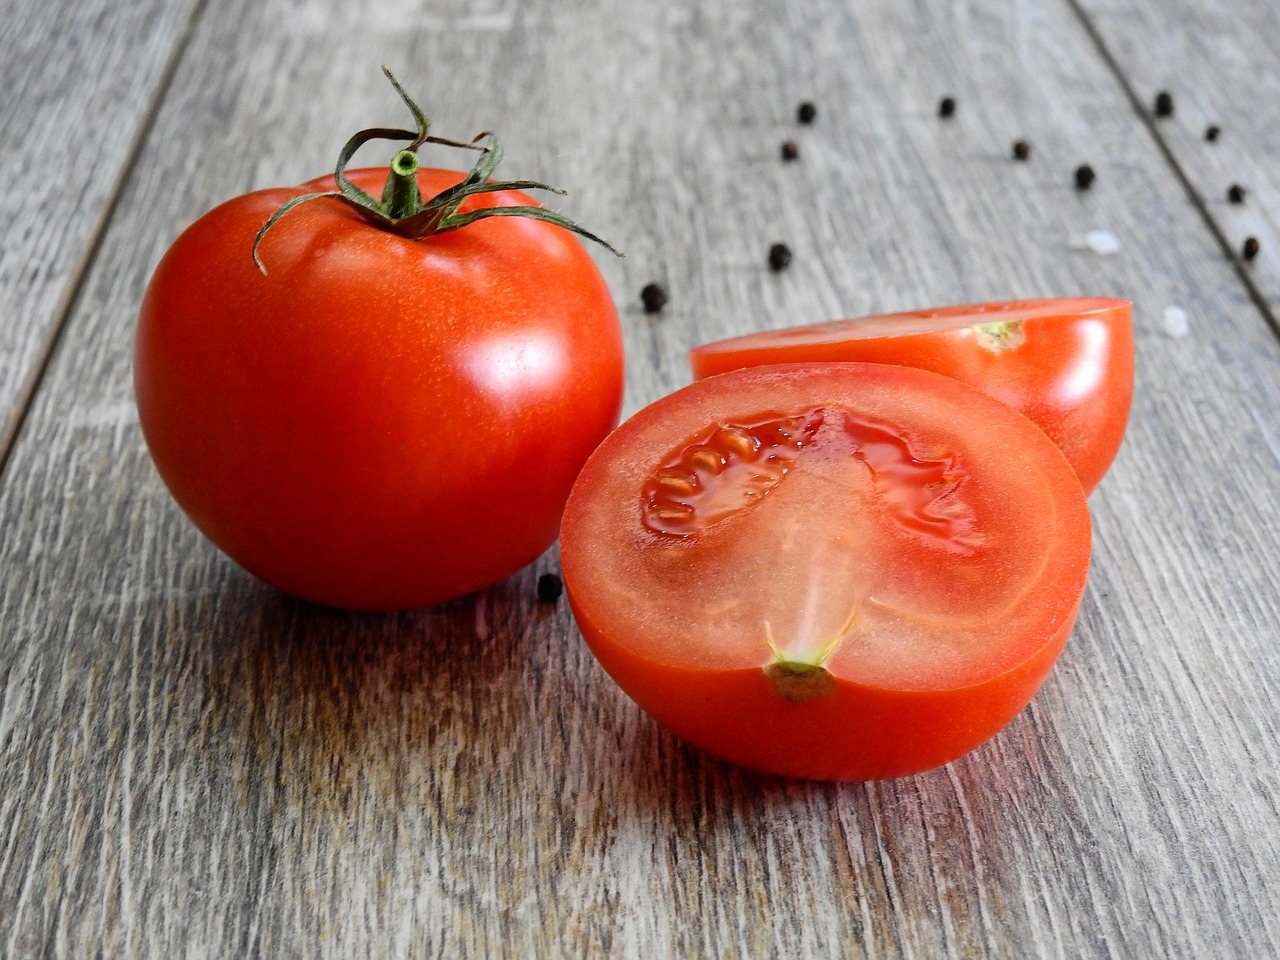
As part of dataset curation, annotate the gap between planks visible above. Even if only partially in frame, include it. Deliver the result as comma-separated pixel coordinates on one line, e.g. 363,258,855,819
1062,0,1280,342
0,0,212,485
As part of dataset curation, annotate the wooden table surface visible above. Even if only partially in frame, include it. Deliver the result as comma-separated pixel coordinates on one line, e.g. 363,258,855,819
4,0,1279,956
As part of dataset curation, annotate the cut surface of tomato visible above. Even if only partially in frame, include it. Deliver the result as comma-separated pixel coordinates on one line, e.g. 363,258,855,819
689,298,1132,495
561,363,1091,781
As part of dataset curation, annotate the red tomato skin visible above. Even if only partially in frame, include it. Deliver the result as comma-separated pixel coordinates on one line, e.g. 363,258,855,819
135,167,624,610
569,592,1078,781
690,299,1133,495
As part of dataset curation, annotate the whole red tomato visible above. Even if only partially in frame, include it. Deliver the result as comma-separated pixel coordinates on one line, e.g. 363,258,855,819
690,298,1132,494
135,81,624,610
561,363,1091,780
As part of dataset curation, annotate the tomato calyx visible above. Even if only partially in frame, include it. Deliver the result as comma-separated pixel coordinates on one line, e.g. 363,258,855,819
252,66,621,274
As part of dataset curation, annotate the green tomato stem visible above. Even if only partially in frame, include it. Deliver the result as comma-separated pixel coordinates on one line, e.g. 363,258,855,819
251,67,622,274
381,150,424,220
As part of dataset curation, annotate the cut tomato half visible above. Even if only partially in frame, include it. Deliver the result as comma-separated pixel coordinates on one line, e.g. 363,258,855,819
561,363,1091,781
689,298,1133,495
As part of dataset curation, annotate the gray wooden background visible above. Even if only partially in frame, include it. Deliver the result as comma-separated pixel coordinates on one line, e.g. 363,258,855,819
3,0,1278,956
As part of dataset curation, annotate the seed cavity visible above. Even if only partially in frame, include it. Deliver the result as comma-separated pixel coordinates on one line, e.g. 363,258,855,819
641,409,825,536
844,414,981,553
642,405,979,552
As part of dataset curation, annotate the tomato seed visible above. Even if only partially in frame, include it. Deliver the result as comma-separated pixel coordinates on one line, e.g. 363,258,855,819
1074,164,1096,190
537,572,564,603
647,503,696,527
1227,184,1246,204
938,96,956,119
655,470,700,496
768,243,793,271
1012,139,1031,161
640,282,669,313
715,426,761,459
1153,90,1174,117
781,141,799,161
687,447,727,474
1242,237,1261,261
716,430,757,459
796,101,817,124
1204,124,1221,142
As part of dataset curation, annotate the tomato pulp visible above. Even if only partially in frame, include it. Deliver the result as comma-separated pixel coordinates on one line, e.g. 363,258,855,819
135,167,624,610
689,298,1133,495
561,364,1091,780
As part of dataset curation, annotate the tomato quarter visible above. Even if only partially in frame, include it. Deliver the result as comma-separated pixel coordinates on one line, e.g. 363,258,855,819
690,298,1133,494
561,363,1091,781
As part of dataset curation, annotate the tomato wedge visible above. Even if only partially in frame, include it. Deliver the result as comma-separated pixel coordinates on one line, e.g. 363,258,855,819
689,298,1133,495
561,363,1091,781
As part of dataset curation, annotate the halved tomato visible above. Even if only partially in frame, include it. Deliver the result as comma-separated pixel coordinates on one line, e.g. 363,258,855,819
561,363,1091,781
689,298,1133,495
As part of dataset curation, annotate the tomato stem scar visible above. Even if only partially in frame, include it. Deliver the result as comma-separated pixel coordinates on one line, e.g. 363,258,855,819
763,622,840,702
763,660,836,703
973,320,1026,354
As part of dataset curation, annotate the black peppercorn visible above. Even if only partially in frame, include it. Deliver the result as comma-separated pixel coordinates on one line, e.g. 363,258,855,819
781,140,799,161
537,572,564,603
1153,90,1174,117
796,101,817,124
938,96,956,118
1204,124,1221,142
640,282,669,313
1074,164,1096,190
1242,237,1260,261
1012,139,1031,161
768,243,793,271
1227,184,1246,204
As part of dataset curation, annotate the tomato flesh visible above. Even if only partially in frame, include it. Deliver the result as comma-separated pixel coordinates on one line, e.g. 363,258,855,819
689,298,1132,495
561,363,1091,780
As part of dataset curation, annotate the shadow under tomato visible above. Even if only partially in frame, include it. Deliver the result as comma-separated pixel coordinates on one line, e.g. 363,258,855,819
593,669,1083,860
152,558,578,825
123,543,1102,954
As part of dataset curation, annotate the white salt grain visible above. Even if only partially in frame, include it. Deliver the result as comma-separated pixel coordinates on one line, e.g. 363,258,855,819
1084,229,1121,255
1163,305,1190,338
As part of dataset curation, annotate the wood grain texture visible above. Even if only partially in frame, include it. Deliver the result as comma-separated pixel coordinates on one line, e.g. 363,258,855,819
0,0,201,455
2,0,1279,957
1075,0,1280,328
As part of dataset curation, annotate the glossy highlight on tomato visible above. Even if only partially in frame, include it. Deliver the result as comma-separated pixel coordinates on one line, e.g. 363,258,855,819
690,298,1133,494
135,166,624,610
561,363,1091,781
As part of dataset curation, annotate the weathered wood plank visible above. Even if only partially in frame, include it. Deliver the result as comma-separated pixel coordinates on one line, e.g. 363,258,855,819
2,0,1279,957
0,0,201,456
1072,0,1280,329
